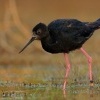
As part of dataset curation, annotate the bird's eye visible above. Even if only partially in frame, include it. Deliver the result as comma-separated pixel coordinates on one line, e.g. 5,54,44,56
37,29,42,34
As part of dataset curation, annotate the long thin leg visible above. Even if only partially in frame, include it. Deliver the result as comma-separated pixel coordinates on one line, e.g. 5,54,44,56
63,53,71,90
80,48,93,86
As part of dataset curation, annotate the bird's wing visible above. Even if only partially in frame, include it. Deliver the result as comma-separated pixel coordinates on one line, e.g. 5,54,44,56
48,19,93,44
70,26,93,44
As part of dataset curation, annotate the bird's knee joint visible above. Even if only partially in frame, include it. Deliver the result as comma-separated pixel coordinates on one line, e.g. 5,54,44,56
67,64,71,69
88,56,92,63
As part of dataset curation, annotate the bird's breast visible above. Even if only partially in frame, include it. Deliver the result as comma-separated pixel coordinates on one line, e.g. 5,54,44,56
41,38,73,54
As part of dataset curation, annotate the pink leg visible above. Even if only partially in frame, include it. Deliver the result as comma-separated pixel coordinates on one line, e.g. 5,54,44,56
80,48,93,85
63,53,71,90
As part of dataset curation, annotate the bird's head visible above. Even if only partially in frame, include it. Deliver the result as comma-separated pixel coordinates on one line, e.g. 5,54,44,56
32,23,48,39
19,23,48,53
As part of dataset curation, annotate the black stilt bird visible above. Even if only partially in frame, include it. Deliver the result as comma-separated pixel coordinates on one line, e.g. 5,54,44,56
19,18,100,89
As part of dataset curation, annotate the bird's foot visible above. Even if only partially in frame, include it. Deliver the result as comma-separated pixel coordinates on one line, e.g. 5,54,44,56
90,80,94,87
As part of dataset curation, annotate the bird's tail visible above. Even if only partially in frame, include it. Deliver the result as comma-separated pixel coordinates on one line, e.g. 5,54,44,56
88,18,100,30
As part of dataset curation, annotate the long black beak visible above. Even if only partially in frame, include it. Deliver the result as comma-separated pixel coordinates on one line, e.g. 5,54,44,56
19,36,36,53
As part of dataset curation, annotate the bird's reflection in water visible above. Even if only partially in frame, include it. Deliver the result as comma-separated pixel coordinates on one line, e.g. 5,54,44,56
62,83,94,99
89,86,94,97
63,89,67,98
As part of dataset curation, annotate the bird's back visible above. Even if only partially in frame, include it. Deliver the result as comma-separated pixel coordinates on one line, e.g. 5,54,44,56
48,19,85,31
47,19,94,53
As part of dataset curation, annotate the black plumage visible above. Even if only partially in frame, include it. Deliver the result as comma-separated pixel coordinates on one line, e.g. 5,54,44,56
19,18,100,53
41,19,93,53
19,18,100,89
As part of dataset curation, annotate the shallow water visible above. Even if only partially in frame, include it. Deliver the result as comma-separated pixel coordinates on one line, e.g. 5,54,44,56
0,65,99,100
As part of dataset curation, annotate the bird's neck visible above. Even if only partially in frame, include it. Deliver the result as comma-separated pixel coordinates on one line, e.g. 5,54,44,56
41,34,53,52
